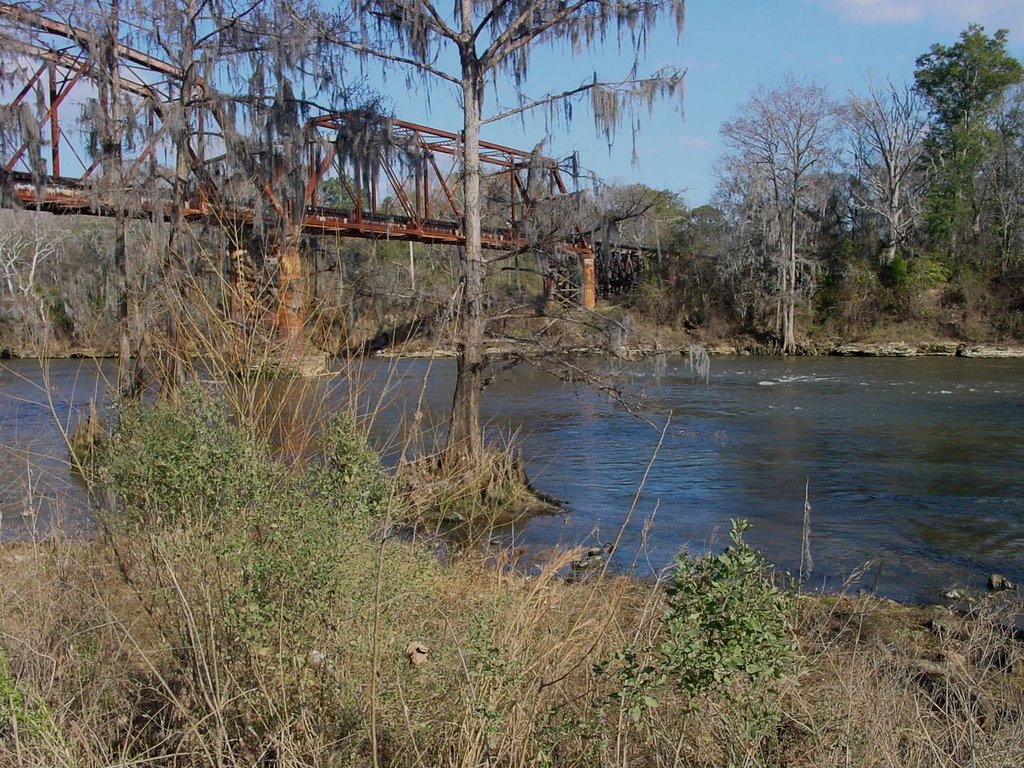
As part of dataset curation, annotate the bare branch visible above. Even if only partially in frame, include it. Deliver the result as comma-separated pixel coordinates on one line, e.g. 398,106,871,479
325,37,461,86
483,77,598,125
481,0,596,68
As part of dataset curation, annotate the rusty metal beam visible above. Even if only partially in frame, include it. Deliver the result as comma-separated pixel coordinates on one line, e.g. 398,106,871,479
0,3,188,82
1,7,598,310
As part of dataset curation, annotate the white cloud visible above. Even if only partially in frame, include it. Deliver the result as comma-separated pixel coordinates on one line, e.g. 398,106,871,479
825,0,925,24
822,0,1024,30
678,135,714,151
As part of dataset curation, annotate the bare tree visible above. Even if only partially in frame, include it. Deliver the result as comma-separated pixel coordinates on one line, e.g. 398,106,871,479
979,82,1024,274
585,183,677,250
131,0,358,364
0,213,60,344
721,76,836,354
1,218,54,300
88,0,138,393
714,154,781,330
845,79,928,264
130,0,218,392
3,0,177,390
333,0,685,461
2,0,360,387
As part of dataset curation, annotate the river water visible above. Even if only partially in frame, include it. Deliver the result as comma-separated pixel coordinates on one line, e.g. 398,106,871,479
2,355,1022,603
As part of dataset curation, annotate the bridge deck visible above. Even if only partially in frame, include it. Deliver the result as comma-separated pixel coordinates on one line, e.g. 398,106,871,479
5,172,591,256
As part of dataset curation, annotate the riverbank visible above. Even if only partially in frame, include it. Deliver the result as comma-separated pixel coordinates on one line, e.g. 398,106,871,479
6,339,1024,366
368,306,1024,359
372,338,1024,360
6,303,1024,363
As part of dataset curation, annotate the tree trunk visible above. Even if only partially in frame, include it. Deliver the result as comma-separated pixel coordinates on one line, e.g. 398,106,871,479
782,207,798,355
881,241,898,265
101,0,137,397
164,39,196,397
114,218,134,394
445,37,486,463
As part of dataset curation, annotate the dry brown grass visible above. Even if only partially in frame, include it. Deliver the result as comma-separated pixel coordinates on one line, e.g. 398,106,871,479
4,525,1023,768
1,531,655,767
781,594,1024,768
396,444,563,536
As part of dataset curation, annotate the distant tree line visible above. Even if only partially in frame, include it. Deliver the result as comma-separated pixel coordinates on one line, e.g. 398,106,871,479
626,25,1024,350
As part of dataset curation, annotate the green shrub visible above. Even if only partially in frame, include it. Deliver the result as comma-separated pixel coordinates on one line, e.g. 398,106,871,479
99,384,273,528
815,258,883,332
659,520,796,696
0,647,62,755
884,253,911,289
316,411,392,518
217,486,379,648
1,647,47,739
884,253,951,293
592,519,797,764
604,646,665,723
219,411,393,647
97,387,398,647
911,255,952,288
646,520,799,764
994,308,1024,339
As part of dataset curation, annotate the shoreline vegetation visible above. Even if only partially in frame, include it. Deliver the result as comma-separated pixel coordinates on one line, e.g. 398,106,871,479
2,386,1023,766
4,337,1024,361
373,340,1024,359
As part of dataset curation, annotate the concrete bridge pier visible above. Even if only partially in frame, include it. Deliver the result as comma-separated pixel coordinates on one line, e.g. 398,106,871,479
581,252,596,309
226,243,319,373
274,242,327,375
275,242,305,355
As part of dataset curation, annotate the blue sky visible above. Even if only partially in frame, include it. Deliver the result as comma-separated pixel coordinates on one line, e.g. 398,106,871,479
374,0,1024,208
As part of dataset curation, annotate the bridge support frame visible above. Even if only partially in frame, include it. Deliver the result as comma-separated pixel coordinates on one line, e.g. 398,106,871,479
582,252,597,309
1,4,605,359
275,243,305,355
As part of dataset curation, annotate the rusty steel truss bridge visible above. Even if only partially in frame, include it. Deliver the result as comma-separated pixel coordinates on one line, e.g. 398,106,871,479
0,3,612,348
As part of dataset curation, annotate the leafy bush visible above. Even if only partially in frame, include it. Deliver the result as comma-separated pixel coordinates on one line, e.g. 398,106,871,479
659,520,796,696
0,647,52,740
217,487,379,648
217,409,398,647
591,519,797,765
994,308,1024,339
884,253,911,288
99,384,273,528
316,410,392,518
604,646,665,723
913,255,952,288
97,387,398,647
815,257,883,332
885,253,951,293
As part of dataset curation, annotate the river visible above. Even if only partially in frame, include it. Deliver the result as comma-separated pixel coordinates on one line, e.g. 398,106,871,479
2,355,1022,603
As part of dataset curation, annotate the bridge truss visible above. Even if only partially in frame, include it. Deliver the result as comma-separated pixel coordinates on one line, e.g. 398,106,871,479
0,2,599,351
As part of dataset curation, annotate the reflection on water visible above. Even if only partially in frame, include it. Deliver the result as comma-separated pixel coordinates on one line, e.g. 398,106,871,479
0,358,113,538
2,355,1023,603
